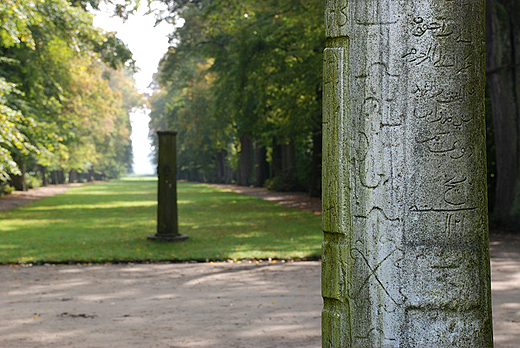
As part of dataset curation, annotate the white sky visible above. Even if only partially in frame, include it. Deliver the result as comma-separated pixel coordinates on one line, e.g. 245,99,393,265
92,4,173,175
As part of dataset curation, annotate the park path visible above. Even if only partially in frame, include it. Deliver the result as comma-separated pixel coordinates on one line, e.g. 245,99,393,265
0,183,84,212
205,183,322,215
0,181,519,347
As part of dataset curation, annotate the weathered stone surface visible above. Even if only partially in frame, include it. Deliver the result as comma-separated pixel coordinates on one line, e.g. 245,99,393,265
322,1,493,346
149,131,188,242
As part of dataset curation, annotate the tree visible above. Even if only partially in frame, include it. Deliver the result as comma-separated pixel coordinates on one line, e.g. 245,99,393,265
486,0,520,225
150,0,324,193
0,0,141,188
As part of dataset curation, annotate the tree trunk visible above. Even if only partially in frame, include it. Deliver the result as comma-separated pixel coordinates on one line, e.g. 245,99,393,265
238,135,254,186
216,150,225,183
271,137,282,179
11,161,27,191
50,171,55,185
40,166,47,186
281,140,296,173
58,170,65,184
309,124,322,197
255,144,269,187
69,170,79,183
486,0,520,225
88,168,94,182
224,147,234,184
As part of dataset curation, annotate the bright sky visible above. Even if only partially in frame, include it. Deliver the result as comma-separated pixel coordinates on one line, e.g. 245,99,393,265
92,4,173,175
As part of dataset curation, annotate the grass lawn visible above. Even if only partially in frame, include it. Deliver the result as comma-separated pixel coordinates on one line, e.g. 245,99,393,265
0,178,322,264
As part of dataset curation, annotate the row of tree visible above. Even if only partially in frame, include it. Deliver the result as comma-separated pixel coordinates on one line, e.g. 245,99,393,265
149,0,324,196
149,0,520,226
0,0,142,193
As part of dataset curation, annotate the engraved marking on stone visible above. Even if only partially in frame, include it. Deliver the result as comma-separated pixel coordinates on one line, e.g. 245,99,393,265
456,52,473,74
415,132,461,155
325,0,348,29
412,17,453,37
363,97,380,115
402,44,455,67
436,85,476,104
354,62,400,190
443,212,464,239
354,206,401,222
444,177,467,205
338,5,348,26
409,206,475,212
356,62,399,82
356,62,399,125
412,81,476,113
413,106,471,127
350,246,402,305
456,32,472,44
412,81,443,99
359,171,384,189
357,132,369,161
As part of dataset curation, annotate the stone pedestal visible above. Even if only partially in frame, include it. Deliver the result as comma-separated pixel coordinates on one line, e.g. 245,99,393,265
148,131,188,242
322,1,493,346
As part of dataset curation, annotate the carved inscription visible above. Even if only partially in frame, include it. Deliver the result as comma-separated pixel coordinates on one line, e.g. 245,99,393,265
402,2,488,329
325,0,348,31
322,1,491,346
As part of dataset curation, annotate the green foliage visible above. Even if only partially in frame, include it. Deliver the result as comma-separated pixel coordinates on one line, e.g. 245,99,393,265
149,0,324,189
0,180,322,264
0,0,142,185
25,171,42,189
264,171,303,192
0,183,14,197
0,78,38,180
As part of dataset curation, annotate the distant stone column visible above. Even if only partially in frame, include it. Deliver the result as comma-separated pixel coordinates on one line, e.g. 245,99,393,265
322,1,493,346
149,131,188,242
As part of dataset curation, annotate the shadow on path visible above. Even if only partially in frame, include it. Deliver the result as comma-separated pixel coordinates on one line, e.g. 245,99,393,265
1,182,519,346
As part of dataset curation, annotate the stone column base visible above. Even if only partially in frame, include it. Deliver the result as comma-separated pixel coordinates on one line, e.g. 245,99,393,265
147,234,189,242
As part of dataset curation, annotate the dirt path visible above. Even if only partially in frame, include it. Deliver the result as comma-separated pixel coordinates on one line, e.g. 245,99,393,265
205,183,322,215
0,183,84,212
0,261,321,348
1,183,519,347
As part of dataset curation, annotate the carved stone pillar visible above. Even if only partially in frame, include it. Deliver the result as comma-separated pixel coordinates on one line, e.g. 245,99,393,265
149,131,188,242
322,1,493,346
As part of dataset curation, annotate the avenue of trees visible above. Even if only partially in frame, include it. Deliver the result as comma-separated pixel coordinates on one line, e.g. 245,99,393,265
0,0,143,194
149,0,324,196
149,0,520,226
2,0,520,227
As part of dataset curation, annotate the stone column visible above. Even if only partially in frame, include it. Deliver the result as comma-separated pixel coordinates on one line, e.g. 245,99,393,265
148,131,188,242
322,1,493,346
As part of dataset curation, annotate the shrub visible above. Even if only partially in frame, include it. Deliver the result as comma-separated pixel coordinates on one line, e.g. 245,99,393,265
0,183,14,197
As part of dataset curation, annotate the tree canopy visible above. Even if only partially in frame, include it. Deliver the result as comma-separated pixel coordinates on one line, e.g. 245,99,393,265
149,0,324,194
0,0,143,189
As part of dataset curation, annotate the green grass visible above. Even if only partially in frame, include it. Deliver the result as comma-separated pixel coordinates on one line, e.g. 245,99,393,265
0,179,322,264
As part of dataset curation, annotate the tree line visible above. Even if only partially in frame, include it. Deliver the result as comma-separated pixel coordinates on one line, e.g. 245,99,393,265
149,0,520,226
149,0,323,196
2,0,519,227
0,0,142,195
